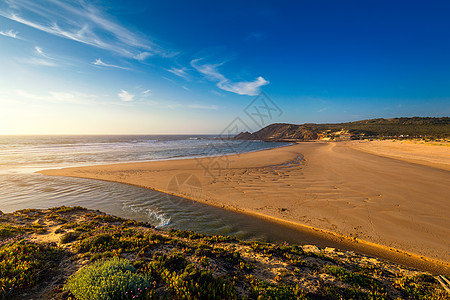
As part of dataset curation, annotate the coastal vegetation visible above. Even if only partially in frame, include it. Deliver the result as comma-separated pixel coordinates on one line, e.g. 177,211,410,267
0,207,448,299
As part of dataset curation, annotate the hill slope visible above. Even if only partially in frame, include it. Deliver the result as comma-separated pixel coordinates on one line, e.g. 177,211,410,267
1,207,449,299
234,117,450,141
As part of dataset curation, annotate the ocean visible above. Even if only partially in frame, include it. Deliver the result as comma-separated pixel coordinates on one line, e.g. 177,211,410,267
0,135,330,244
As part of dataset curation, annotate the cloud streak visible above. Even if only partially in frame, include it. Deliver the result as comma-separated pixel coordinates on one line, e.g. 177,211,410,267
16,89,96,104
34,46,53,59
0,0,173,59
0,29,20,39
93,58,131,70
168,67,189,79
191,59,269,96
24,57,57,67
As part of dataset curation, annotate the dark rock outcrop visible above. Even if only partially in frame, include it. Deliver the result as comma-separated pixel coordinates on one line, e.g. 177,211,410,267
234,123,319,141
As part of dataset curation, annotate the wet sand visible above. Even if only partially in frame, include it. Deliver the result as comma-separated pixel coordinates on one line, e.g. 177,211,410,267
39,141,450,274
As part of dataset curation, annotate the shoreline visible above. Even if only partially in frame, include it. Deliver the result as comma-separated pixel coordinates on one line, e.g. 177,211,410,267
39,141,450,275
19,140,291,175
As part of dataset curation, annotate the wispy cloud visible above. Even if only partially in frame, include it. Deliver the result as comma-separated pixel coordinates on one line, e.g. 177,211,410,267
317,106,330,113
93,58,130,70
210,90,225,97
118,89,134,101
35,46,44,55
143,89,151,95
191,59,269,96
0,29,20,39
0,0,173,59
24,58,57,67
218,76,269,96
162,76,176,84
34,46,53,59
142,99,218,110
134,52,152,61
168,67,189,79
19,45,56,66
187,104,218,110
16,89,96,104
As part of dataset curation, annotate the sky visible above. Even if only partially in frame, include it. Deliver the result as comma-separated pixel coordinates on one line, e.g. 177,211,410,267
0,0,449,134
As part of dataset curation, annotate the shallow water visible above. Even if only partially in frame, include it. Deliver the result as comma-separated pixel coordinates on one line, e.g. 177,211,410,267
0,173,338,246
1,135,330,244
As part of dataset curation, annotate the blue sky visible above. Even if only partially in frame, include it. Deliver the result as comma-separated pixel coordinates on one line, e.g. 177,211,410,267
0,0,449,134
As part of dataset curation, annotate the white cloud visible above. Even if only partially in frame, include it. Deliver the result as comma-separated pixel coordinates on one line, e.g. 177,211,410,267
187,104,218,110
17,46,56,66
181,86,190,91
0,29,20,39
168,67,189,79
0,0,173,59
118,89,134,101
49,91,75,101
93,58,130,70
218,76,269,96
162,76,176,84
16,90,95,104
23,57,57,67
141,99,218,110
191,59,226,81
210,90,225,97
35,46,44,55
34,46,53,59
317,106,330,113
133,52,152,61
191,59,269,96
143,89,151,95
16,90,46,101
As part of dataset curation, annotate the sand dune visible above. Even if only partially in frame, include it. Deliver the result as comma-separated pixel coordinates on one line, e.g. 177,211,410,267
39,141,450,274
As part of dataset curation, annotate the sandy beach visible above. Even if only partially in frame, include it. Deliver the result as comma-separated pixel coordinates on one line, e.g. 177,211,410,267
348,139,450,171
39,140,450,274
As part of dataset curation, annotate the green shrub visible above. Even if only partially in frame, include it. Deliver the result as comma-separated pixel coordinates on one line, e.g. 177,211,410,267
0,240,62,297
247,275,307,299
64,257,152,300
76,234,118,253
146,252,236,299
17,208,39,214
52,206,86,213
160,264,235,299
60,231,80,244
0,224,24,239
94,214,124,223
394,274,448,299
45,214,67,223
324,264,385,295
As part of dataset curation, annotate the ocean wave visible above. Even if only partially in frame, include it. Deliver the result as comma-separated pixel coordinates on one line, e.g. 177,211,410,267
122,202,170,228
146,208,171,228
